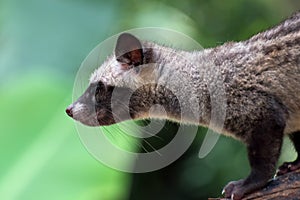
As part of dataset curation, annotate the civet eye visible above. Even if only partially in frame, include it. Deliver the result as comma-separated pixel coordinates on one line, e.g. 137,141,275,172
95,82,106,102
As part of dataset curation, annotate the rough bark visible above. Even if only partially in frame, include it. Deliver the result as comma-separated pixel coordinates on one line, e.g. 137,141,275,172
209,169,300,200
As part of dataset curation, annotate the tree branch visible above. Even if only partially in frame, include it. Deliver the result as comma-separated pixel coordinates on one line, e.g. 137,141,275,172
209,169,300,200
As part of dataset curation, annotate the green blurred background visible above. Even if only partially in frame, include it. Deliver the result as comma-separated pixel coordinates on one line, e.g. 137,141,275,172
0,0,299,200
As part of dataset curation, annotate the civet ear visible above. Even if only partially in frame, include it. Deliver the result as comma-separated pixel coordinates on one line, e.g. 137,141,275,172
115,33,143,69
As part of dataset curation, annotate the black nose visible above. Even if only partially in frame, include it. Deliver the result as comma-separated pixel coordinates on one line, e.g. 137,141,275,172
66,105,73,117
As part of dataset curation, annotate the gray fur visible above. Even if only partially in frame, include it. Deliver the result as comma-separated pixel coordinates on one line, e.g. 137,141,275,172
67,12,300,199
88,20,300,137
